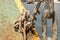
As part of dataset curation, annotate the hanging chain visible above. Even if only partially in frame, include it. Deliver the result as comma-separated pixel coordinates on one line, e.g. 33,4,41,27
41,0,58,40
14,0,58,40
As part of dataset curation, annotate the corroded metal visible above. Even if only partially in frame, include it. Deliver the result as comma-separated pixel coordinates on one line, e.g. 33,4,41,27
14,0,43,40
52,13,58,40
14,0,58,40
41,0,58,40
42,12,58,40
26,0,35,4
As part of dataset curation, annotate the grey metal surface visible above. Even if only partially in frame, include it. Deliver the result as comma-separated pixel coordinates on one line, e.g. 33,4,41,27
23,2,60,40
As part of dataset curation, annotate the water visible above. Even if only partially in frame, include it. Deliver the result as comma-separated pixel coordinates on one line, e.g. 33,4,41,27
23,2,60,40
